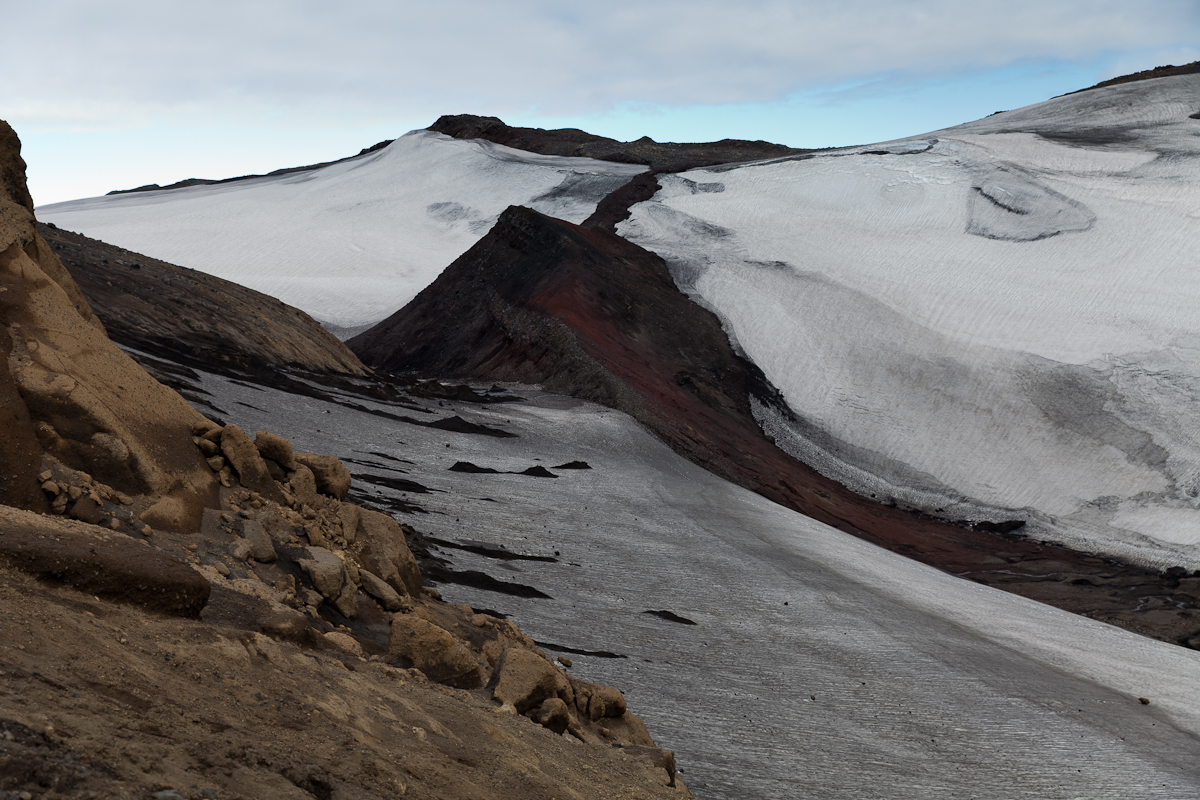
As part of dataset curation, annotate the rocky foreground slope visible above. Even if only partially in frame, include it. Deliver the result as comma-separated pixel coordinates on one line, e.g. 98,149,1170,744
0,121,687,798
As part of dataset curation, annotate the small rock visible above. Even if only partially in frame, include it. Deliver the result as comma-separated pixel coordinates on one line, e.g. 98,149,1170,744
324,631,363,656
294,452,352,500
37,470,52,482
40,480,59,494
557,655,573,668
206,455,226,472
241,519,277,563
359,568,406,612
213,561,231,577
338,503,361,544
220,426,286,504
254,431,297,471
527,697,570,734
333,581,359,618
191,419,221,437
289,465,320,509
229,538,253,561
197,438,220,457
67,484,82,501
487,647,562,713
70,496,104,525
1139,697,1151,705
297,546,347,601
388,616,484,689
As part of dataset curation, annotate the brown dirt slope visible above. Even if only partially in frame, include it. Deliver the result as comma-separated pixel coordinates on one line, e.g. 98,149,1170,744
37,222,368,377
2,119,688,799
349,204,1200,651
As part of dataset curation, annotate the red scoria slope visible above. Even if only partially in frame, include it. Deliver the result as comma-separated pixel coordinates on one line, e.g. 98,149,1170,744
350,204,1200,649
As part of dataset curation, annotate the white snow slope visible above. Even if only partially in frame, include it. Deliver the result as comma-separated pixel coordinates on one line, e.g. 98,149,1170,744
37,132,646,330
191,368,1200,800
619,74,1200,571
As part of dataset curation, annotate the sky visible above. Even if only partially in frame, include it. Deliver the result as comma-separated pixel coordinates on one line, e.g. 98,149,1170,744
4,0,1199,205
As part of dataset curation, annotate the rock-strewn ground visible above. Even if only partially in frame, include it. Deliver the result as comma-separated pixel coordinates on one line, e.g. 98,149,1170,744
1,119,688,799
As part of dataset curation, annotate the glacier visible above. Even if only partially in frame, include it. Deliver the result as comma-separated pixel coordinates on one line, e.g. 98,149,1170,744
180,364,1200,800
619,75,1200,571
37,131,646,330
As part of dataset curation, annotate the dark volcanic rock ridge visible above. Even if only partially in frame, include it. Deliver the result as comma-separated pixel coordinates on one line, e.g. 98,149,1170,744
429,114,815,170
350,203,1200,650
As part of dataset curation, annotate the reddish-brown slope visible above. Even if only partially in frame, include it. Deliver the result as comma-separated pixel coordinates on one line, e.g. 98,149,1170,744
350,206,1200,647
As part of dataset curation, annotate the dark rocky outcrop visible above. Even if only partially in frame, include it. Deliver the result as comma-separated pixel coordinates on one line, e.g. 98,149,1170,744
429,114,813,170
1069,60,1200,95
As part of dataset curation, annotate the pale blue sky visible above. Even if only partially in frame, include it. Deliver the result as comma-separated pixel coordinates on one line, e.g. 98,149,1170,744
6,1,1198,204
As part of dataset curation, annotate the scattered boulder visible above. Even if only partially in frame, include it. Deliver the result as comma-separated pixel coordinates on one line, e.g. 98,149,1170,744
486,646,563,713
358,568,407,612
295,452,351,500
220,425,286,504
254,431,296,470
571,678,627,721
388,616,484,689
298,546,346,601
240,519,278,563
338,503,360,544
527,697,570,734
324,631,363,657
288,465,320,509
355,509,422,597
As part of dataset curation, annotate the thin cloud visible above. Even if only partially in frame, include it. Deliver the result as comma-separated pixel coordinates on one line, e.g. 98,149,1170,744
5,0,1198,127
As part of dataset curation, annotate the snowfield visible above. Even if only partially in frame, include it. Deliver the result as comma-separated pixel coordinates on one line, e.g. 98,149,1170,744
619,75,1200,571
38,132,646,331
194,368,1200,800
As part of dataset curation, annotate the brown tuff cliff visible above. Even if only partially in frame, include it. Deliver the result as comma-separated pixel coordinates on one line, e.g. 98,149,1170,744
0,120,218,527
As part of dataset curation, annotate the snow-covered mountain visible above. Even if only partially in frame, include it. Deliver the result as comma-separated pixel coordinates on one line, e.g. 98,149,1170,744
38,75,1200,574
38,131,646,331
619,75,1200,571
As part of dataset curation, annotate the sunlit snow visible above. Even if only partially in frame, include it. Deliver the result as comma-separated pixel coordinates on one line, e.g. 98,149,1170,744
619,75,1200,570
37,131,646,329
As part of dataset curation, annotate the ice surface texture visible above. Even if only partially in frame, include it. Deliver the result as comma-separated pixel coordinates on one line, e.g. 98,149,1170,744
194,369,1200,800
620,75,1200,569
37,132,645,329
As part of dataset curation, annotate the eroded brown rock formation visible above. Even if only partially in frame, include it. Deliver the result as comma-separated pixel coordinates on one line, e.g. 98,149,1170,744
0,120,687,798
1,122,217,528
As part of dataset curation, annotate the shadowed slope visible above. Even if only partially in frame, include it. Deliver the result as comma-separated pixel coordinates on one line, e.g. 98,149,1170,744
37,221,368,377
